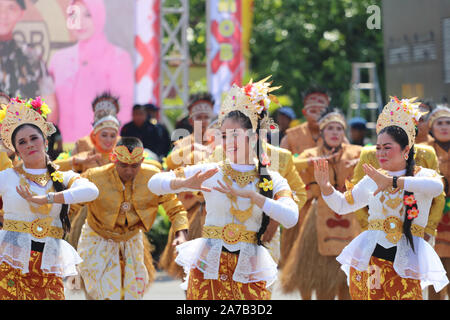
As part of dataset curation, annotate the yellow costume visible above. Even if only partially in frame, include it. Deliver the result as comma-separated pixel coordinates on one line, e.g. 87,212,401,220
281,143,362,299
77,163,188,299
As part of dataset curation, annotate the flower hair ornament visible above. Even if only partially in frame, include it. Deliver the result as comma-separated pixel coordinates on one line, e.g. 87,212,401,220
218,76,281,132
376,96,426,148
110,145,145,164
0,96,56,151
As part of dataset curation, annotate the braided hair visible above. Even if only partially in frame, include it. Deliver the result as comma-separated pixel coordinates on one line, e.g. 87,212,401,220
12,124,70,235
222,110,272,246
378,125,416,252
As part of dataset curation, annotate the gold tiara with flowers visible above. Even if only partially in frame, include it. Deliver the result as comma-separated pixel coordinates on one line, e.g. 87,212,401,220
0,97,56,151
218,76,280,132
376,97,426,148
318,112,346,130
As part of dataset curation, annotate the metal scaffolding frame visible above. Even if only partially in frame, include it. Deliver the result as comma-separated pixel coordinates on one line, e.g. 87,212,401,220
159,0,190,131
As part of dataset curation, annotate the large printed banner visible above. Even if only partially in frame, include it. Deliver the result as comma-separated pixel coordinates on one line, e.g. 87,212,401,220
0,0,160,143
207,0,253,114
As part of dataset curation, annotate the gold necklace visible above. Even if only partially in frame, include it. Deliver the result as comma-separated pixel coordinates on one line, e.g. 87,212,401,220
18,176,54,215
220,161,258,188
226,193,254,223
14,165,51,187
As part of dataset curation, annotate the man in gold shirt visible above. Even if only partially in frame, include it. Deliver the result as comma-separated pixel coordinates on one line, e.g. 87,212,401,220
75,137,189,300
351,143,445,239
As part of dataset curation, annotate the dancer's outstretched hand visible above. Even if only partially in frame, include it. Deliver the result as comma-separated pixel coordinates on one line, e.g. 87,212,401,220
363,163,392,196
171,167,219,192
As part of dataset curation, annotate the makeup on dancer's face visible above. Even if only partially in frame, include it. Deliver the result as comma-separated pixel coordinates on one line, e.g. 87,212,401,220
376,133,405,169
14,126,46,165
96,128,118,151
220,119,251,164
322,122,344,147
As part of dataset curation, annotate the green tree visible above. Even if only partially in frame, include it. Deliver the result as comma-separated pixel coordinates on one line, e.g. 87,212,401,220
249,0,385,116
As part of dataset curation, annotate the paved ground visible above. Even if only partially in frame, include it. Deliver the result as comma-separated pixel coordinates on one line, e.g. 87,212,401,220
64,270,305,300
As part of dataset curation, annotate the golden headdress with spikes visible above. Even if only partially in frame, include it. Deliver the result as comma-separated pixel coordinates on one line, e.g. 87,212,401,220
0,97,56,151
376,97,426,148
218,76,280,132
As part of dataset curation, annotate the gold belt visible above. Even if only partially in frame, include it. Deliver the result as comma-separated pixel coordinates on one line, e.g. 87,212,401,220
368,216,425,244
202,224,257,245
3,218,64,239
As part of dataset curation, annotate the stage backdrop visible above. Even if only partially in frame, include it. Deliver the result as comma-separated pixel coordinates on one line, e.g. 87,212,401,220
3,0,160,143
207,0,253,114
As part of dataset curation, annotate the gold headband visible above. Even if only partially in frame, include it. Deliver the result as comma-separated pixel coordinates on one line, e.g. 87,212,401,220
92,115,120,134
0,97,55,151
318,112,346,130
428,107,450,129
376,97,425,148
110,145,144,164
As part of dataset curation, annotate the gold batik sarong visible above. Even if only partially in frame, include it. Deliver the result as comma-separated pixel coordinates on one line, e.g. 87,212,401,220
349,256,423,300
77,223,150,300
0,251,65,300
186,251,271,300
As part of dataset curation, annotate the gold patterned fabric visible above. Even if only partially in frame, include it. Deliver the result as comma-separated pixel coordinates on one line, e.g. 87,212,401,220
351,144,445,236
368,217,424,244
349,256,423,300
186,251,271,300
202,224,257,245
3,219,64,239
0,251,65,300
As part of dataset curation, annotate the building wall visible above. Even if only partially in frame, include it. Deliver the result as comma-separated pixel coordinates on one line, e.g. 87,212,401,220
382,0,450,103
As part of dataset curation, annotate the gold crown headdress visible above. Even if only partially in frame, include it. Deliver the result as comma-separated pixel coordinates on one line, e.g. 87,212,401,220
428,105,450,129
318,110,346,130
0,97,56,151
218,76,280,132
376,97,426,148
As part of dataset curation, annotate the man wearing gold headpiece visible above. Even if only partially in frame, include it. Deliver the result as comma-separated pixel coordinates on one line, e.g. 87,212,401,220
72,137,188,300
424,105,450,299
281,108,362,300
314,97,448,300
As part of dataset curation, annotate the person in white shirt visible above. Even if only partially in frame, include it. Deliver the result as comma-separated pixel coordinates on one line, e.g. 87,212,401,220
148,77,299,300
0,97,99,300
313,97,449,300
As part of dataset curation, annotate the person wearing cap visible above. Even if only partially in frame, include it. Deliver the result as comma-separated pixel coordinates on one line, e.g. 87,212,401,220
425,105,450,299
272,107,296,143
72,137,188,299
349,117,368,146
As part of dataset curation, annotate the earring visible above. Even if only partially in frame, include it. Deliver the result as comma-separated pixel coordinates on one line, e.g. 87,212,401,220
404,154,408,160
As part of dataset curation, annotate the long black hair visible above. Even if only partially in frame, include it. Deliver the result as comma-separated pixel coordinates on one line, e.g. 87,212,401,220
378,125,416,251
222,110,272,246
12,124,70,235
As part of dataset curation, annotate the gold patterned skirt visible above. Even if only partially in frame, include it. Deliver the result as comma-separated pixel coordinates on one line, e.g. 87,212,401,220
186,251,271,300
0,251,65,300
349,256,423,300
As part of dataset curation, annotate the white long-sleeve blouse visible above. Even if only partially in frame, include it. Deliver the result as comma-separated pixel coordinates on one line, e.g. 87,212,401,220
322,167,448,292
148,162,298,286
0,165,99,277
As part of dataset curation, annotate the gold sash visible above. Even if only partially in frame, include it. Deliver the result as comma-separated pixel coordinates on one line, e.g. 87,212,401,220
368,217,425,244
3,218,64,239
202,224,257,245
